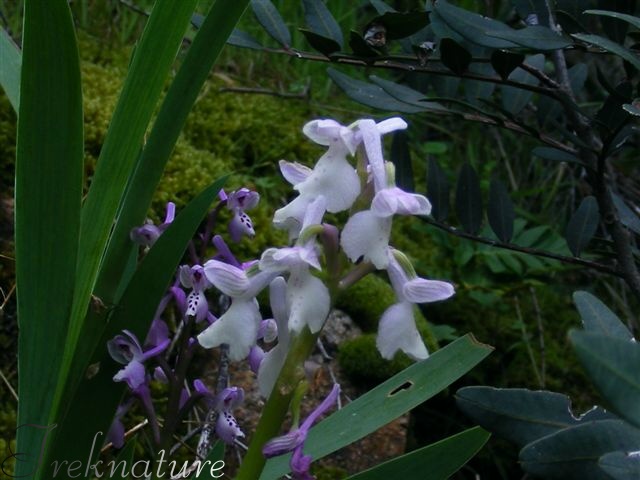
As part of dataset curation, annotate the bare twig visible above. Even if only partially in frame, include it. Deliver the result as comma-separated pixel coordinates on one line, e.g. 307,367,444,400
0,369,18,401
100,420,149,453
219,84,310,100
515,296,544,388
117,0,150,17
529,287,546,387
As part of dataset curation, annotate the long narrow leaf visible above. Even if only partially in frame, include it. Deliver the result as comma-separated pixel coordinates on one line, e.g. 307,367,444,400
0,27,21,112
14,0,83,477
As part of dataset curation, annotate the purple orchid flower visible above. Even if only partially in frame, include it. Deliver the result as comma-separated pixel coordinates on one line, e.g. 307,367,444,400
225,188,260,243
179,264,212,323
106,399,134,449
130,202,176,247
213,387,245,444
107,330,170,390
263,384,340,479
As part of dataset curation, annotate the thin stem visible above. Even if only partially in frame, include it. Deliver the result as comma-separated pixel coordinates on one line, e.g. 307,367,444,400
515,296,543,389
529,287,546,388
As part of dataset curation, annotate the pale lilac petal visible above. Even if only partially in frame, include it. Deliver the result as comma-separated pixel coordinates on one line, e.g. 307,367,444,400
229,210,255,242
287,269,330,333
163,202,176,225
376,302,428,360
302,119,348,146
299,384,340,431
262,430,305,458
375,117,408,135
248,345,265,373
197,299,261,361
372,188,432,217
108,331,144,364
340,210,392,269
216,411,244,444
280,160,312,186
358,119,386,192
130,224,161,246
113,360,146,390
301,195,327,229
203,259,250,297
179,265,194,289
273,195,312,241
260,247,302,271
291,448,314,480
139,338,170,362
259,319,278,343
403,278,455,304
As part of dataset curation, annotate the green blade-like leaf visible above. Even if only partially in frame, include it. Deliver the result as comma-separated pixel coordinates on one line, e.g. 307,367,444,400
487,25,572,50
260,334,493,479
572,33,640,70
456,387,613,448
599,451,640,480
390,130,414,192
573,291,633,340
199,441,226,479
228,29,264,49
585,10,640,33
570,330,640,429
427,157,450,222
58,0,200,422
455,163,483,235
520,419,640,480
439,38,471,75
299,29,341,56
251,0,291,48
487,179,515,242
303,0,343,48
42,178,227,477
14,1,83,477
565,196,599,256
328,68,425,113
345,427,490,480
0,27,21,112
112,438,137,480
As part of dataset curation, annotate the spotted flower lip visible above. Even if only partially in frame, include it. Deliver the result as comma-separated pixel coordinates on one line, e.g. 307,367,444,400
214,387,245,444
225,188,260,242
179,265,212,322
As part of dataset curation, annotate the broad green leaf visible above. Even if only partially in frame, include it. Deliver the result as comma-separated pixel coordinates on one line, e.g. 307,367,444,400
573,291,633,340
61,0,200,419
439,38,471,75
456,387,613,448
491,49,524,80
565,196,599,256
349,30,383,57
390,131,414,192
501,54,545,115
299,29,341,55
570,330,640,429
345,427,490,480
572,33,640,71
590,4,637,43
434,0,518,49
599,451,640,480
260,334,493,479
487,26,572,50
455,163,483,235
0,27,21,112
612,193,640,235
42,178,227,478
586,9,640,31
464,53,496,105
369,75,446,111
487,179,515,242
328,68,425,113
14,1,83,477
251,0,291,48
427,157,450,222
228,29,264,49
303,0,343,48
531,146,582,165
520,419,640,480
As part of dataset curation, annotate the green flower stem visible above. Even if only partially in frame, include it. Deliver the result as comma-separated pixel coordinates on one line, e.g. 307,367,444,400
235,327,318,480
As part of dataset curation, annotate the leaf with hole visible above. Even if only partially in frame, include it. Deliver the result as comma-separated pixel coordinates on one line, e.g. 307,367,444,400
573,291,633,340
455,163,483,235
565,196,599,257
251,0,291,48
303,0,343,48
427,157,450,222
456,386,614,448
487,179,515,242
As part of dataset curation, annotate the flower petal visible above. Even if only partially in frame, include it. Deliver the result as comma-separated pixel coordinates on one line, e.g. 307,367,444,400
203,259,249,297
376,302,429,360
216,411,244,444
340,210,392,269
280,160,313,186
113,360,147,390
375,117,408,135
372,188,431,217
403,278,455,304
262,429,305,457
186,290,209,322
273,195,312,241
287,269,330,333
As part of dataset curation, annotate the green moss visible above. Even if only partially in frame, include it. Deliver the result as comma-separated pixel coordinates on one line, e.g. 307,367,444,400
313,464,348,480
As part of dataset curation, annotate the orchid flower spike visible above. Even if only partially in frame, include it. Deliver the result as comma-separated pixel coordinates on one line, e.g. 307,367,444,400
263,384,340,479
107,330,170,390
214,387,245,444
226,188,260,242
179,264,212,323
130,202,176,247
376,248,454,360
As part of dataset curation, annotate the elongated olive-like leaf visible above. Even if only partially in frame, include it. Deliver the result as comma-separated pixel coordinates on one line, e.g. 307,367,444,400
487,26,572,50
591,3,636,43
599,451,640,480
303,0,343,48
0,27,21,112
369,75,447,111
43,178,227,478
532,146,582,165
501,54,545,115
14,1,83,477
349,30,383,57
570,330,640,429
372,12,430,40
228,29,264,49
487,179,515,242
439,38,471,75
612,194,640,235
346,427,490,480
299,29,341,56
455,163,483,235
370,0,395,14
456,387,614,448
434,0,518,49
251,0,291,48
427,157,450,222
573,291,633,340
586,9,640,30
491,50,524,80
464,55,496,104
565,196,599,256
328,68,425,113
390,131,414,192
572,33,640,70
520,420,640,480
60,1,201,420
260,334,493,479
